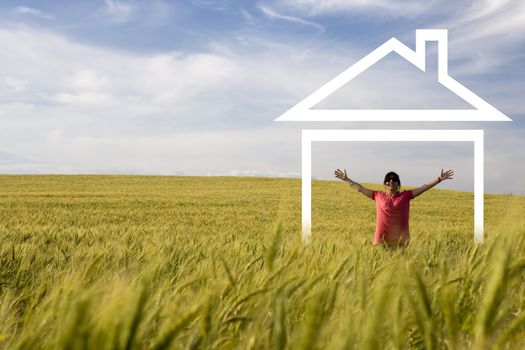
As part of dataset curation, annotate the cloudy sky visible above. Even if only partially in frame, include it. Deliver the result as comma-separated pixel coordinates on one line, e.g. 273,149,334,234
0,0,524,194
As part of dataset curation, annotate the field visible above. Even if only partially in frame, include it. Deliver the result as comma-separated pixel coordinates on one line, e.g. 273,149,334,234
1,175,525,349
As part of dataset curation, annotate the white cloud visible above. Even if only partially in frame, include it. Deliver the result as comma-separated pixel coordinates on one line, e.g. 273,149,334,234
458,0,513,23
103,0,135,23
0,25,522,194
99,0,174,26
0,26,306,174
274,0,525,73
0,27,244,125
275,0,434,17
0,125,303,176
240,8,257,26
3,76,27,92
257,4,324,32
14,6,55,20
53,92,112,105
70,69,110,91
484,128,525,195
429,1,525,71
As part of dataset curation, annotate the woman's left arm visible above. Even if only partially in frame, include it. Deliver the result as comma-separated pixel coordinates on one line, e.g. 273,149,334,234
412,169,454,198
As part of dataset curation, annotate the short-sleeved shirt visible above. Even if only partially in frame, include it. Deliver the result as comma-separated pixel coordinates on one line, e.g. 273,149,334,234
371,190,414,246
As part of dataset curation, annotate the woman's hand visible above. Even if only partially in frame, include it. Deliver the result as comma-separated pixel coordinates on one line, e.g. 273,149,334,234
334,169,349,182
439,169,454,182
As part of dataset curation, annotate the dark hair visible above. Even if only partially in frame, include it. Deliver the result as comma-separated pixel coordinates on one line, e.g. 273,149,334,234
384,171,401,185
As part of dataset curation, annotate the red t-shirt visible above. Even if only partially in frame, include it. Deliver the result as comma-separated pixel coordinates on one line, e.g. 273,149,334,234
371,190,414,246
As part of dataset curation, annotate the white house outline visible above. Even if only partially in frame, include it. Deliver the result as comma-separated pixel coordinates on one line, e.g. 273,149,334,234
275,29,512,244
276,29,512,122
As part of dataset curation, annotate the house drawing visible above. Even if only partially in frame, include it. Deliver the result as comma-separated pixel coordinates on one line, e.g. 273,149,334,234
275,29,511,243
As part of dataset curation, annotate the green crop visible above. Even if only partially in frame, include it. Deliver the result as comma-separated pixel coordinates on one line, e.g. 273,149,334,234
0,175,524,349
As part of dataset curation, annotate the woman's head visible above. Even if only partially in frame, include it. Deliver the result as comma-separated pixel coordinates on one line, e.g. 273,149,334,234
384,171,401,186
384,171,401,194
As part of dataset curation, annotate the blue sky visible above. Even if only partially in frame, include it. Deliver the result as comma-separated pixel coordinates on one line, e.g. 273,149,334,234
0,0,524,194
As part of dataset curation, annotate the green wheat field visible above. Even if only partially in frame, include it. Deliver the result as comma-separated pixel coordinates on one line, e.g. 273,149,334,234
1,175,525,349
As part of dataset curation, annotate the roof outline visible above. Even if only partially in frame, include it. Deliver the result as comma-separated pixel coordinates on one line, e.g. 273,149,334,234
275,29,512,122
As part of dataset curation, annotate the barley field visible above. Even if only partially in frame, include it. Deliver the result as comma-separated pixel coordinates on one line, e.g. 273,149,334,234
1,175,524,349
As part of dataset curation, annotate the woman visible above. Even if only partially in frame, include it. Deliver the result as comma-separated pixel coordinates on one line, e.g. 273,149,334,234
334,168,454,246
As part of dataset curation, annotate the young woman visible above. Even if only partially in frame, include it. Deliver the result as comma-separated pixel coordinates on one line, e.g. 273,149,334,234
334,168,454,246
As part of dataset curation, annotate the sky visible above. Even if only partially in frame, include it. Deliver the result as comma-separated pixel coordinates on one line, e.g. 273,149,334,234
0,0,524,194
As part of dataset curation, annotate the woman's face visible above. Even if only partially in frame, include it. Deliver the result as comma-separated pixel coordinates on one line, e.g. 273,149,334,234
384,178,400,193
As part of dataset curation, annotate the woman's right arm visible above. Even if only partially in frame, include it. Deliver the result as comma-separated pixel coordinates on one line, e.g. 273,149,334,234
334,169,374,199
